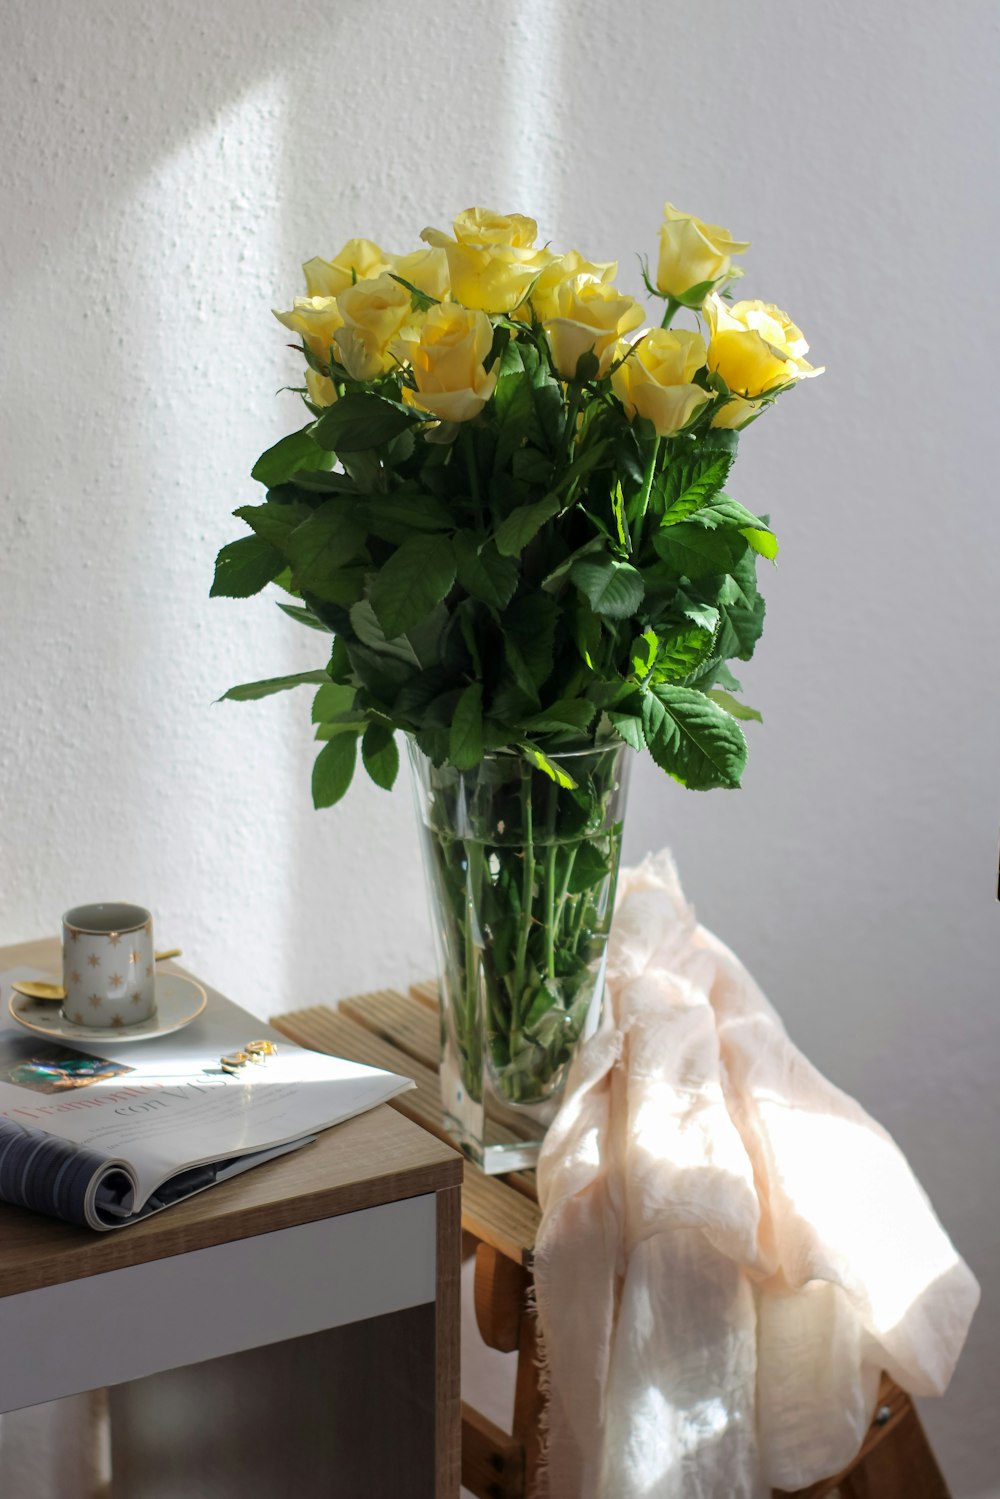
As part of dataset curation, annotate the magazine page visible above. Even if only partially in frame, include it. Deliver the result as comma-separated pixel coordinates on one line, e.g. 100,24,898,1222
0,967,414,1229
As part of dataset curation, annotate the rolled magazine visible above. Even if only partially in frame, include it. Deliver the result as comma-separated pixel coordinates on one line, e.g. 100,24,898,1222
0,969,413,1230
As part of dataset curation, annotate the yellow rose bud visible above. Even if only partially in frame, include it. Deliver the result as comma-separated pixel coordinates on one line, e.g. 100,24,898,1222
387,246,450,301
404,304,498,424
543,279,644,381
302,238,388,298
451,207,538,248
611,328,712,436
705,295,824,397
333,273,414,382
656,203,749,300
273,296,343,359
527,249,618,323
305,368,338,407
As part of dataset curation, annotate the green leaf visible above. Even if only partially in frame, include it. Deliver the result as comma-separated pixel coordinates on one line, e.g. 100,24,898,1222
454,531,519,610
350,599,420,667
503,593,557,694
642,685,747,791
522,698,596,735
276,601,332,632
361,723,399,790
313,393,417,453
366,491,453,541
629,628,659,681
676,277,719,309
609,711,645,752
210,536,285,598
521,743,577,789
251,426,327,487
653,618,719,684
370,533,456,639
218,669,330,703
494,495,560,556
494,374,541,468
707,689,763,723
284,502,366,598
311,682,356,723
314,716,368,739
714,556,766,661
281,469,359,495
234,500,312,549
713,662,743,693
653,522,747,578
449,683,484,769
657,447,735,525
312,733,359,808
571,556,644,619
695,494,778,560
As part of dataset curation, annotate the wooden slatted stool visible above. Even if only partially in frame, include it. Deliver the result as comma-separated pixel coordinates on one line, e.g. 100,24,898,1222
272,984,952,1499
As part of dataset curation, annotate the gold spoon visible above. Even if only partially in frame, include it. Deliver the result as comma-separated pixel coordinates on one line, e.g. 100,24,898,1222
12,950,184,1002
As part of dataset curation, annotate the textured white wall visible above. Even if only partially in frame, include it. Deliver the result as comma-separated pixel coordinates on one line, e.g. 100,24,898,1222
1,1,998,1493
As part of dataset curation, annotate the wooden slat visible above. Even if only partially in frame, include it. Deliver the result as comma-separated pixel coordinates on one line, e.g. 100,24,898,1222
342,986,440,1071
512,1292,545,1487
461,1402,525,1499
411,978,440,1012
272,1006,540,1266
474,1244,528,1354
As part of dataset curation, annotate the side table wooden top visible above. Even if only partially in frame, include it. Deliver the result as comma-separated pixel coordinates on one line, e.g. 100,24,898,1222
0,937,461,1301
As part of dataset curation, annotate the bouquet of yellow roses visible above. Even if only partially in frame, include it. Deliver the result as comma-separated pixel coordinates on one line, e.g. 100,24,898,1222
214,203,821,1141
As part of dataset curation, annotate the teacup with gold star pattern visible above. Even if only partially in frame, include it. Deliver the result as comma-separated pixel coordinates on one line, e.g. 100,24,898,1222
62,903,156,1028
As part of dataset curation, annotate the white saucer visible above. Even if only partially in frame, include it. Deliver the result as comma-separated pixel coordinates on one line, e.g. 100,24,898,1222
8,973,207,1045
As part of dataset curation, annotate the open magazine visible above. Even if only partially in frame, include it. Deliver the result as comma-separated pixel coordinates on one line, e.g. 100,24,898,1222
0,967,414,1231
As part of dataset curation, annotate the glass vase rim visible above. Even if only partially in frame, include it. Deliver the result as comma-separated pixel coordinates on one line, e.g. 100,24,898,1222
405,735,628,764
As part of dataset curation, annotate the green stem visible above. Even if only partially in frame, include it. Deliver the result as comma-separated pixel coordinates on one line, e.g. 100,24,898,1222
661,296,681,329
460,426,483,528
563,385,584,467
555,844,578,934
631,436,662,557
511,774,535,1032
544,844,557,980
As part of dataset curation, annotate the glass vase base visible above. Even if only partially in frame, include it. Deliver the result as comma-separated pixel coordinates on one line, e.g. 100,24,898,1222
440,1050,556,1175
444,1112,544,1175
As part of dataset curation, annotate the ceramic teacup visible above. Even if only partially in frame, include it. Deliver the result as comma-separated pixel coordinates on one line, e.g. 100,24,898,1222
62,903,156,1028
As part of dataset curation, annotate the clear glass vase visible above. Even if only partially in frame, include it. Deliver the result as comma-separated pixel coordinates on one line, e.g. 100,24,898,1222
408,739,631,1173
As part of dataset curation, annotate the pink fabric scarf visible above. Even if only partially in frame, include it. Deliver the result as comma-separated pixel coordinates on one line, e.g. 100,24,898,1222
533,852,979,1499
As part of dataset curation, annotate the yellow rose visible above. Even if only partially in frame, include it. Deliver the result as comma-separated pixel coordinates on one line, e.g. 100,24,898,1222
426,237,551,314
273,296,343,359
451,207,538,248
305,368,338,407
710,395,765,430
421,207,554,313
333,273,414,381
543,278,644,381
404,304,498,423
705,295,824,397
611,328,712,435
302,238,388,298
656,203,749,299
387,246,450,301
526,249,618,323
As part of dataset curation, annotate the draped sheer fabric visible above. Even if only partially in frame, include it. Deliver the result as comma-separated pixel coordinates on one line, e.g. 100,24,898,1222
533,853,979,1499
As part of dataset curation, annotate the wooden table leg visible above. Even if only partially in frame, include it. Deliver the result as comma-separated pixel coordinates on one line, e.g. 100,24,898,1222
437,1184,462,1499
